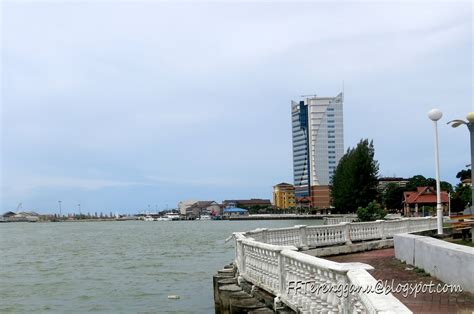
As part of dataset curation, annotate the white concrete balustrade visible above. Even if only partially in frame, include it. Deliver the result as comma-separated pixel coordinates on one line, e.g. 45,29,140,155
324,216,358,225
244,217,438,249
231,217,438,313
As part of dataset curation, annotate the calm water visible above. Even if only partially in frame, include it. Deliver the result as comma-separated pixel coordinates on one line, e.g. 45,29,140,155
0,219,324,313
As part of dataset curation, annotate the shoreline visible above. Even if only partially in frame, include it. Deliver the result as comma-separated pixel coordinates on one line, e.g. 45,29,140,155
1,214,356,223
228,214,353,220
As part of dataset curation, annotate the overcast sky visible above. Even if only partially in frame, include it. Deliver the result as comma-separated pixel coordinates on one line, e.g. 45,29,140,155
1,1,473,214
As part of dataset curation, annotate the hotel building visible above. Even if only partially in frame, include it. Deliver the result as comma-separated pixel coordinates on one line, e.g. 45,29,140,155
291,92,344,208
272,183,296,209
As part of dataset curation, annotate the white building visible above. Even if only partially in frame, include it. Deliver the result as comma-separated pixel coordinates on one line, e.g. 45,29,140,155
178,200,199,215
291,92,344,207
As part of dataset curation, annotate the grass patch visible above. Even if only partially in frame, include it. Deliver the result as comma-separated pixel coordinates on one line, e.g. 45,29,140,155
414,267,429,276
450,239,474,247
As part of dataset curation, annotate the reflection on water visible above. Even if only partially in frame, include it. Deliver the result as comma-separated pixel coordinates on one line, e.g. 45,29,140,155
0,219,323,313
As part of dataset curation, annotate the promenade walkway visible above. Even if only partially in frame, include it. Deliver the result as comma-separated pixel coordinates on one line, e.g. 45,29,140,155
326,248,474,313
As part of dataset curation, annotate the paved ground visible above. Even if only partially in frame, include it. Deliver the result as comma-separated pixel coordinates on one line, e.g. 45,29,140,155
326,248,474,314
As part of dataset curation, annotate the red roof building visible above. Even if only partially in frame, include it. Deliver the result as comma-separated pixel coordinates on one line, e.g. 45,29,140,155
403,186,449,216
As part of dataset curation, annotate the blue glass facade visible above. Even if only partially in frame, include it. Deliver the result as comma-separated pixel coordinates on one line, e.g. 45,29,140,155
291,101,310,198
291,93,344,206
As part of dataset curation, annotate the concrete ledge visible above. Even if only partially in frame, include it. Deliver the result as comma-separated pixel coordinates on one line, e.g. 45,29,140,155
393,233,418,265
303,239,394,257
394,233,474,293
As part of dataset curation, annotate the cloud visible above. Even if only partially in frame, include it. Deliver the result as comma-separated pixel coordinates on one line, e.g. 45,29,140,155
145,175,264,188
3,175,147,199
1,1,472,212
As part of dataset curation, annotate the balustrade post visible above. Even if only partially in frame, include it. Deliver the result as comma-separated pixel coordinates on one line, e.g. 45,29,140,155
376,220,386,240
342,222,352,245
295,225,308,248
431,216,437,230
277,250,285,296
339,274,351,313
260,228,269,243
238,240,246,276
407,218,413,233
234,235,238,266
400,218,409,233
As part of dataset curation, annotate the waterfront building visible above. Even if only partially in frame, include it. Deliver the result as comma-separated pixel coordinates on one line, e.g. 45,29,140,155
1,211,39,222
291,92,344,208
187,201,222,218
223,207,249,218
272,183,296,209
377,177,409,192
178,200,221,218
403,186,449,216
222,199,272,209
178,200,199,216
2,211,16,218
461,177,472,187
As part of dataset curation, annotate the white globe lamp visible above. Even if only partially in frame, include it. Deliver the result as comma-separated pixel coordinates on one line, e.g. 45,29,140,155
428,109,443,121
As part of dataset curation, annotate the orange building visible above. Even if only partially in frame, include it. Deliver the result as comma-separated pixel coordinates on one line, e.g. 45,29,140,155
310,185,331,208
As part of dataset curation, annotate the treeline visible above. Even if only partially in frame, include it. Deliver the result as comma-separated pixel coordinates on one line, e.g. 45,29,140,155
330,139,472,216
47,212,127,220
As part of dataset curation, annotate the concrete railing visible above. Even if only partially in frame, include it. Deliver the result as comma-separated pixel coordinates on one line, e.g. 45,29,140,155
231,217,439,313
324,216,358,225
394,233,474,293
233,234,411,313
244,217,438,249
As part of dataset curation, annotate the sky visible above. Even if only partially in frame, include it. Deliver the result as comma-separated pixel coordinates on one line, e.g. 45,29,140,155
1,0,473,214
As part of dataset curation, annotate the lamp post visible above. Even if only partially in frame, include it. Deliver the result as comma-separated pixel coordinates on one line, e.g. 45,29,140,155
428,108,444,235
447,112,474,215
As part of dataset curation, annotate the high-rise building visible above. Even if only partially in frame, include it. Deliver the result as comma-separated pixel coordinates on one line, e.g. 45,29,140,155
291,92,344,208
291,101,310,199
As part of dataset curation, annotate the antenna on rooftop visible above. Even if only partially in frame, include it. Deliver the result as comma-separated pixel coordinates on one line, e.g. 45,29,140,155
342,80,345,101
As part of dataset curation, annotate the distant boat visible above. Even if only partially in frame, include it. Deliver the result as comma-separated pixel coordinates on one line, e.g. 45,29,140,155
164,213,180,221
144,215,155,221
197,215,211,220
156,216,171,221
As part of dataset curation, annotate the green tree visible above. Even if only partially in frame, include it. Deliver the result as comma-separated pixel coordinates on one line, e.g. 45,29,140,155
382,183,404,210
406,175,453,193
456,169,471,181
440,181,454,194
451,166,472,213
331,139,379,213
406,175,427,191
357,201,387,222
451,184,471,211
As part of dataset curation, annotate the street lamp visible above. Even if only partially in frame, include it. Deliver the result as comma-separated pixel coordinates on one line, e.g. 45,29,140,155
447,112,474,215
428,108,444,235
